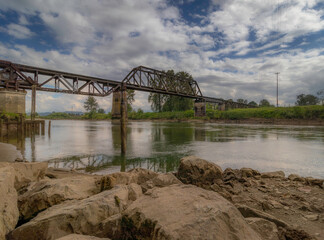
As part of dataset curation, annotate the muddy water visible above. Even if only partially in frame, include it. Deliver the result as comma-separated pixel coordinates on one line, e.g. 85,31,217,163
1,120,323,178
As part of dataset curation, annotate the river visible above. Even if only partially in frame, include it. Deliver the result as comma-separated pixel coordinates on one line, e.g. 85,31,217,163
1,120,324,178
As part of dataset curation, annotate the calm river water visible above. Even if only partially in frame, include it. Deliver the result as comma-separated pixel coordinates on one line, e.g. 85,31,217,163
2,120,324,178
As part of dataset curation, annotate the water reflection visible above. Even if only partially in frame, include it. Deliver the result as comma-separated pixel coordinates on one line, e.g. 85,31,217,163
1,120,324,178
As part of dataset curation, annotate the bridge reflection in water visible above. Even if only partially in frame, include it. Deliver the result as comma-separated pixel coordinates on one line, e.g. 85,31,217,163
1,120,323,178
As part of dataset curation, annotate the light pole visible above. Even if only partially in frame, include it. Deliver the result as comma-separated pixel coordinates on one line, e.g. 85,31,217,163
275,72,280,107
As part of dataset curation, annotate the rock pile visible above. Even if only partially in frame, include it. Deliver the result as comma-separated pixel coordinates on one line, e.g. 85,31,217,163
0,156,323,240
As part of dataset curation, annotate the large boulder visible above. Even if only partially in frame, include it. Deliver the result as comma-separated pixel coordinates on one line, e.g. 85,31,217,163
0,166,19,240
45,168,90,179
261,171,285,179
0,162,48,190
97,168,158,191
246,217,279,240
18,175,100,223
7,184,142,240
236,205,288,228
118,184,261,240
177,156,223,187
141,172,182,193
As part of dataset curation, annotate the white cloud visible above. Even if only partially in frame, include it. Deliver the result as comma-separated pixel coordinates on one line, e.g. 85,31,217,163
18,15,29,25
0,0,323,111
6,23,33,39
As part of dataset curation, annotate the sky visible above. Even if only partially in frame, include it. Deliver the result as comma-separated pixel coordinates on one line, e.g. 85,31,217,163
0,0,323,112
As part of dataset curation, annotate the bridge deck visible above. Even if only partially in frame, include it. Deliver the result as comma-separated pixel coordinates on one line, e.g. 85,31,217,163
0,60,253,107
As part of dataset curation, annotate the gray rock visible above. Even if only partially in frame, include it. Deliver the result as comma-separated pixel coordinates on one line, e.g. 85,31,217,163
236,205,288,228
0,166,19,240
18,175,100,222
120,184,261,240
246,217,279,240
7,184,142,240
141,172,182,193
261,171,285,179
177,156,223,187
0,162,48,190
288,174,304,182
97,168,158,191
305,177,324,188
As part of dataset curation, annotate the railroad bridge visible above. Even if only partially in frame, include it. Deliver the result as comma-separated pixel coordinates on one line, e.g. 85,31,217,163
0,59,254,119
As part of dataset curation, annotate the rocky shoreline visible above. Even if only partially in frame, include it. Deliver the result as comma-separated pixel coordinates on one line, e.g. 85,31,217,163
0,156,323,240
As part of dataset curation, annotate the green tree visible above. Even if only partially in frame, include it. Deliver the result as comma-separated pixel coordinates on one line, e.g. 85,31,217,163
248,101,258,106
148,70,193,112
84,96,99,113
295,94,319,106
237,99,248,104
98,108,105,114
127,89,135,112
259,99,271,107
317,90,324,105
148,93,165,112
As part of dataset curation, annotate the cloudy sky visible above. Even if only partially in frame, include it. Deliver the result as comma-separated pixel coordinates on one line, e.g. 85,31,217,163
0,0,323,112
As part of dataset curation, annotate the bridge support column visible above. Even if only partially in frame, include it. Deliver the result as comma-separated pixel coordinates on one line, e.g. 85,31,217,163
219,103,226,111
111,90,127,119
31,85,36,120
194,100,206,117
120,85,127,154
0,89,27,114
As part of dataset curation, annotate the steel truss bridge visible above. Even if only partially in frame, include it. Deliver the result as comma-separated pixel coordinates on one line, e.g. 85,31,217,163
0,59,253,107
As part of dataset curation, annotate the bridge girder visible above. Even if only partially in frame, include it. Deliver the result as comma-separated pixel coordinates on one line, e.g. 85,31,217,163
0,59,256,108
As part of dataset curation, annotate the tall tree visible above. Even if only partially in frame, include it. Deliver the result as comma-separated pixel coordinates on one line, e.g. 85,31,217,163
317,90,324,105
126,89,135,112
237,99,248,104
248,101,258,106
295,94,319,106
84,96,99,113
259,99,271,107
98,108,105,114
148,70,193,112
148,93,164,112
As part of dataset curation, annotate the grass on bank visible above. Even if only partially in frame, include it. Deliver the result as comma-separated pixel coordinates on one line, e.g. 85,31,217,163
0,111,24,121
38,105,324,121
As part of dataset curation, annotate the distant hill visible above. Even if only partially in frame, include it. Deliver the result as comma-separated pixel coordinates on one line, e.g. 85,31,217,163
37,111,84,116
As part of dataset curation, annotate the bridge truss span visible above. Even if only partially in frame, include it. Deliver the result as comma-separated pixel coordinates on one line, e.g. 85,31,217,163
0,59,255,109
0,60,120,96
122,66,203,98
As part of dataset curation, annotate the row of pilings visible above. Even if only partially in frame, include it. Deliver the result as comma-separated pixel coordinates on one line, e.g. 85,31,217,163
0,115,51,139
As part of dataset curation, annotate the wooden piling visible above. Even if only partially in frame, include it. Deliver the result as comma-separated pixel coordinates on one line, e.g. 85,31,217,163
41,121,45,135
31,84,36,121
21,116,25,136
48,120,51,136
120,85,127,154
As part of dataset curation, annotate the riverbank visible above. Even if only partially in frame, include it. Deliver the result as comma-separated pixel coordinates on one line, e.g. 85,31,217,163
1,156,323,239
129,118,324,126
39,105,324,126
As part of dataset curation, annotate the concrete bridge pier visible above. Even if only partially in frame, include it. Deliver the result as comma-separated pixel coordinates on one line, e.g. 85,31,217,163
111,88,127,154
0,89,27,114
219,103,226,111
194,100,206,117
111,90,127,119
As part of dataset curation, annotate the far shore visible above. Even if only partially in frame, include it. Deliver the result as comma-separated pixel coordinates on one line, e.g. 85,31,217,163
38,117,324,126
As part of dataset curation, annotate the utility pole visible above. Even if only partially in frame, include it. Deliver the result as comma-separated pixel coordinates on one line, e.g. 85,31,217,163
275,72,280,107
